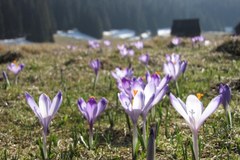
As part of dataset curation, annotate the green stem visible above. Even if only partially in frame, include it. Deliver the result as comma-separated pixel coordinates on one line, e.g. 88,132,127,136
93,73,99,90
142,116,147,148
42,130,48,160
192,132,199,160
147,127,155,160
132,123,138,160
226,105,232,129
15,75,19,85
175,80,180,97
89,123,93,149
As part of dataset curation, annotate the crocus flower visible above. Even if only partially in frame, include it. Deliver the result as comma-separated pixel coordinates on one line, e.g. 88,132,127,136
77,97,108,148
118,82,155,159
103,40,111,47
25,91,62,159
7,61,24,75
163,54,187,81
111,67,133,82
171,37,181,46
192,36,205,44
169,93,221,160
139,53,149,66
133,41,144,50
88,40,100,49
219,83,232,127
89,59,101,76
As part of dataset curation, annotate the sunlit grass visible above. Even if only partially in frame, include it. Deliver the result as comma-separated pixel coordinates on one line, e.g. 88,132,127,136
0,35,240,159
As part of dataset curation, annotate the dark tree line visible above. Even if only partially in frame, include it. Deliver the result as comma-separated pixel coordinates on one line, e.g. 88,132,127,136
1,0,240,42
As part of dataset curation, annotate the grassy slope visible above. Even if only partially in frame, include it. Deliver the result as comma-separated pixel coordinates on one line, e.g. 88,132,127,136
0,35,240,159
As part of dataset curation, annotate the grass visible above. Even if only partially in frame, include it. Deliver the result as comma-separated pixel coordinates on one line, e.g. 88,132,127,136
0,35,240,159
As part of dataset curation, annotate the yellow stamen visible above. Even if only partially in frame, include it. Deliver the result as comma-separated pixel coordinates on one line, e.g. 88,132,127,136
155,71,160,75
89,96,95,99
133,90,138,96
13,60,19,66
196,93,204,100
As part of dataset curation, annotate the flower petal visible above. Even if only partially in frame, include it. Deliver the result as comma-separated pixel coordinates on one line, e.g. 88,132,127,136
25,92,41,119
39,94,51,118
143,82,156,106
169,93,190,124
197,95,221,130
118,92,131,110
49,91,62,117
186,95,204,127
96,97,108,116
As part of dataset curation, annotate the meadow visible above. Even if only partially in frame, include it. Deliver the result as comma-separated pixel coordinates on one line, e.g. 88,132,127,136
0,34,240,159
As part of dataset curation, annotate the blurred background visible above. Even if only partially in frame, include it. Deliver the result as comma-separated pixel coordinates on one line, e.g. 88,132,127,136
0,0,240,42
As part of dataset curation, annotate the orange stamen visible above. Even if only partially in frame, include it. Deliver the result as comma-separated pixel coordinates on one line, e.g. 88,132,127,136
133,90,138,96
196,93,204,100
89,96,95,99
155,71,160,75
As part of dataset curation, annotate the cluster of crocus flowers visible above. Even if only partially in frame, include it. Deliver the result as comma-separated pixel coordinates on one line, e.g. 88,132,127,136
111,67,133,82
163,53,187,81
66,45,77,51
88,40,100,49
25,91,63,159
117,44,134,57
132,41,144,50
169,93,221,160
163,53,187,95
77,97,108,148
219,83,232,128
191,36,205,44
139,53,149,66
118,72,170,158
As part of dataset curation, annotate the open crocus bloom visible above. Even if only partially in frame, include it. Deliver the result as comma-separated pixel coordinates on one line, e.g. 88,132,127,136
169,93,221,132
77,97,107,127
118,82,155,124
111,67,133,81
146,72,171,107
163,54,187,80
7,62,25,75
25,91,63,135
89,59,101,75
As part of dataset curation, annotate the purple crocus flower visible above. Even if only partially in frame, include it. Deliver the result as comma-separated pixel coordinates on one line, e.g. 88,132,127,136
117,44,126,51
77,97,108,148
89,59,101,76
7,62,25,75
219,83,232,127
118,82,155,158
25,91,62,159
111,67,133,82
103,40,111,47
163,54,187,81
88,40,100,49
170,93,221,160
192,36,205,44
171,37,181,46
25,91,63,135
133,41,144,50
219,83,231,109
139,53,149,66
